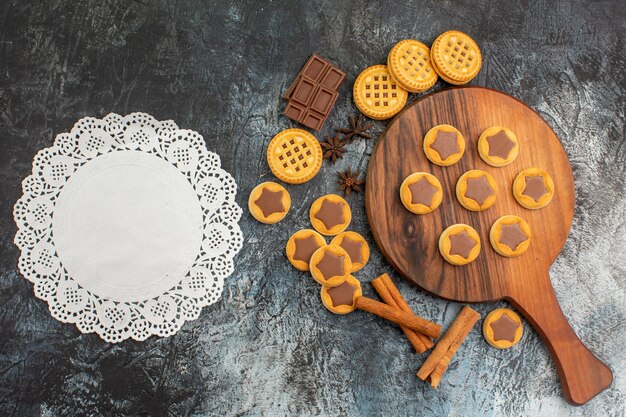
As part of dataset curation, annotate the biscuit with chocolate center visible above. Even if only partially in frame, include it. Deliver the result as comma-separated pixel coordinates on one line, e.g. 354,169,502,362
285,229,326,271
309,244,352,287
438,224,481,265
320,275,363,314
513,168,554,209
400,172,443,215
455,170,498,211
331,231,370,272
478,126,519,167
489,215,531,257
423,124,466,166
483,308,523,349
248,182,291,224
309,194,352,236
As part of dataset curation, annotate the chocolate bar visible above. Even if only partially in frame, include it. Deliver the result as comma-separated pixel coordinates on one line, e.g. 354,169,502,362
283,54,345,131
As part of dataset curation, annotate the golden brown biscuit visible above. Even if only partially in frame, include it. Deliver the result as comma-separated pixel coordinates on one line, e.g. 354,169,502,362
430,30,482,85
478,126,520,167
248,182,291,224
387,39,438,93
285,229,327,271
513,168,554,209
399,172,443,214
353,65,408,120
330,231,370,272
309,244,352,287
267,128,322,184
455,170,498,211
482,308,523,349
320,275,362,314
423,124,466,166
309,194,352,236
489,215,531,257
438,224,481,265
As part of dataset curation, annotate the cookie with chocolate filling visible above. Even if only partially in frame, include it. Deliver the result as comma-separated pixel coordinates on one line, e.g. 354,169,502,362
455,170,498,211
423,124,466,166
309,194,352,236
400,172,443,214
248,182,291,224
320,275,362,314
285,229,327,271
513,168,554,209
489,215,531,257
309,244,353,287
267,128,323,184
330,231,370,272
430,31,482,85
438,224,481,265
478,126,520,167
482,308,523,349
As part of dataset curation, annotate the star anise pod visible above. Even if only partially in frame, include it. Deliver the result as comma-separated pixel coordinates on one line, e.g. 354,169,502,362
338,169,364,196
336,114,373,143
320,134,347,164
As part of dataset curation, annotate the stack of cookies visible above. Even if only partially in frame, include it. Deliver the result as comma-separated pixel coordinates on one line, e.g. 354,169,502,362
353,30,482,121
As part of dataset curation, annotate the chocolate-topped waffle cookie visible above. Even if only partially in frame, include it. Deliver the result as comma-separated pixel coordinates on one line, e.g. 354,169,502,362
353,65,408,120
431,30,482,85
267,128,322,184
387,39,438,93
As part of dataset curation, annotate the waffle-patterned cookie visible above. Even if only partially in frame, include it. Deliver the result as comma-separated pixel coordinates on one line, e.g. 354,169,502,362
267,128,322,184
353,65,408,120
431,30,482,85
387,40,438,93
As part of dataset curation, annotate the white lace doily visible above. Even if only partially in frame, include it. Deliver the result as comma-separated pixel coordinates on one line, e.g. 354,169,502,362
13,113,243,343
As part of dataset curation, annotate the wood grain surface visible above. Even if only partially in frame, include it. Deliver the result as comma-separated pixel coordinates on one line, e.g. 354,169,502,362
366,87,612,405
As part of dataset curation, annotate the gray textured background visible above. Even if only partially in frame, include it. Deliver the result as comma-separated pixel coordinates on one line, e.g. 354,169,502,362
0,0,624,416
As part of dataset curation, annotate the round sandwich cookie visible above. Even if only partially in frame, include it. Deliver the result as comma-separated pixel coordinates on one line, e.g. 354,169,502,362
423,124,466,166
330,231,370,272
430,30,482,85
387,39,438,93
455,170,498,211
267,128,322,184
320,275,362,315
353,65,408,120
285,229,327,271
309,194,352,236
438,224,481,266
478,126,520,167
489,215,531,257
248,182,291,224
513,168,554,209
400,172,443,214
483,308,523,349
309,244,352,287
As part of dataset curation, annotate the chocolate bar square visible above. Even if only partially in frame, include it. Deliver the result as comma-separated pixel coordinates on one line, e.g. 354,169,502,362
284,101,307,122
301,109,326,131
320,68,346,91
302,54,330,82
311,88,338,115
291,76,319,107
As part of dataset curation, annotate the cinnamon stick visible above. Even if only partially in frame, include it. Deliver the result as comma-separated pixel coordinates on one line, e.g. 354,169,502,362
355,297,442,339
371,276,429,353
417,305,480,388
379,274,435,350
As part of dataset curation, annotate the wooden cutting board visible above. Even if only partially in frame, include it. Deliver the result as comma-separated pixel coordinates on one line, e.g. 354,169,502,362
365,87,612,405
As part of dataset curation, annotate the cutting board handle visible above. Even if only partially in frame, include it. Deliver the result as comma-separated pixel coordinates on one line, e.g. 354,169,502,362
509,273,613,406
